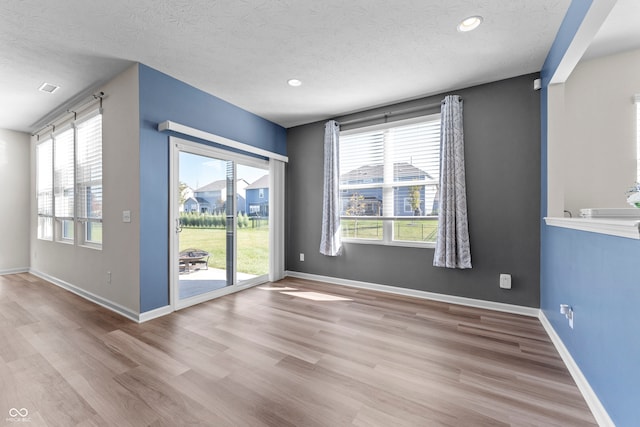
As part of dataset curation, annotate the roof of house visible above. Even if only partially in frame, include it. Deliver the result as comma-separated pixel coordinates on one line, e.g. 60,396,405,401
340,162,433,182
246,174,269,190
185,196,210,204
195,180,226,192
195,178,249,193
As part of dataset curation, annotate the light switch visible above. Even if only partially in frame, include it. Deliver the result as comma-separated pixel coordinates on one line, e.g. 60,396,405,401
122,210,131,223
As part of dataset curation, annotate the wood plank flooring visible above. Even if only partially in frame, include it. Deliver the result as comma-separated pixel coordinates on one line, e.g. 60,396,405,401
0,273,597,426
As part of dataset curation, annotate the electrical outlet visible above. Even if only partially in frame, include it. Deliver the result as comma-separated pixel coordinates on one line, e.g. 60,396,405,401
300,253,305,262
569,310,574,329
560,304,574,328
107,271,112,284
499,274,511,289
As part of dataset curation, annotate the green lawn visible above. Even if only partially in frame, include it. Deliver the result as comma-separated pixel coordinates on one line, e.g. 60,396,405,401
341,219,383,240
341,219,438,243
179,226,269,275
394,219,438,242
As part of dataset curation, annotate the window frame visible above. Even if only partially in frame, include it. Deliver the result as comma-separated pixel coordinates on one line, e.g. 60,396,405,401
53,124,76,244
339,114,441,248
75,109,103,249
34,108,103,249
36,138,54,241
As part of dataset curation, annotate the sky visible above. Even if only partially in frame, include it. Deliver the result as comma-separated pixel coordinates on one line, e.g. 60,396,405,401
179,151,267,190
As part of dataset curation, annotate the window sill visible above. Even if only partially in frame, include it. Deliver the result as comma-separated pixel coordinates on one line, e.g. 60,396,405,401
79,243,103,251
342,238,435,249
544,217,640,240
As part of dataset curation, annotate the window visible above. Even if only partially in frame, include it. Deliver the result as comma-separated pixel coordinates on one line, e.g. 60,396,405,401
76,112,103,246
35,110,102,247
36,138,53,240
403,197,413,213
339,115,441,246
54,127,75,242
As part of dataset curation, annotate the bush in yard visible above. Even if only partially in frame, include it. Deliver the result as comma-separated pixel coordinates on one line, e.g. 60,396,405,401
213,212,223,228
206,214,215,228
180,213,192,227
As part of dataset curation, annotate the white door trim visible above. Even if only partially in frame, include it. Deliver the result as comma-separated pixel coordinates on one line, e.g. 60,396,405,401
169,136,271,311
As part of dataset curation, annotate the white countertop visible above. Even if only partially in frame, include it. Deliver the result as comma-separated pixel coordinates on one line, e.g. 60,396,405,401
544,217,640,239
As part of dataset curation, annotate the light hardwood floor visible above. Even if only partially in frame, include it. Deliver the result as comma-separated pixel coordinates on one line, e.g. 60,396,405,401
0,273,597,426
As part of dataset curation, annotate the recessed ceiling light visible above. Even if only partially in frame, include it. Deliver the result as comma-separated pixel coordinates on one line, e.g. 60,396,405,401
287,79,302,87
38,82,60,93
457,15,483,32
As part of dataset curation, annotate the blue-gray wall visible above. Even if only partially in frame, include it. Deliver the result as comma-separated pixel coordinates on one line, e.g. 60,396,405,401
138,64,286,312
286,73,541,307
540,1,640,425
541,227,639,426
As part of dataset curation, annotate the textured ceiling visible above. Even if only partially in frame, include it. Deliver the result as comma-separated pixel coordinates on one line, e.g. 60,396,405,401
0,0,612,133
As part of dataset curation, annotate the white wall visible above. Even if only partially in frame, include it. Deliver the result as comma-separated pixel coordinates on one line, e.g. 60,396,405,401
547,83,568,217
562,49,640,216
0,129,30,273
30,64,141,314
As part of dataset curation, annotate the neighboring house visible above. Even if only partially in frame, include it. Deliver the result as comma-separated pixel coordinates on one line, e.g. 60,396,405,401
245,174,269,216
185,179,249,214
179,185,194,213
183,196,210,213
339,162,438,216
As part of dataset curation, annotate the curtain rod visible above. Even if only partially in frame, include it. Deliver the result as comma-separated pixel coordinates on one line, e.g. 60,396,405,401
336,96,461,127
336,102,439,127
33,91,105,138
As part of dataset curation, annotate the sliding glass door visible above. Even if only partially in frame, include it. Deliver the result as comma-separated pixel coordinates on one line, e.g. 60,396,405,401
171,138,270,309
237,164,270,280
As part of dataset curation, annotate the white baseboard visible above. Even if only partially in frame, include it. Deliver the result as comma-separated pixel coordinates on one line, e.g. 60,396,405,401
139,305,173,322
29,269,140,323
538,311,614,427
284,271,540,317
0,267,29,276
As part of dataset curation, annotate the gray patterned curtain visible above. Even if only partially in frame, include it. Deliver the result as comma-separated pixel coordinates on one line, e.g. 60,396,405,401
433,95,472,269
319,120,342,256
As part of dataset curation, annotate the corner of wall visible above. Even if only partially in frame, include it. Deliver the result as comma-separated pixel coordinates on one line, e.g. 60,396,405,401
0,128,30,271
29,63,142,314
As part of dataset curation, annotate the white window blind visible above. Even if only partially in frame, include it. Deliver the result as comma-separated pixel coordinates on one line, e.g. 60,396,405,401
76,112,103,245
54,127,75,241
36,138,53,240
339,115,441,245
390,119,441,217
35,108,103,246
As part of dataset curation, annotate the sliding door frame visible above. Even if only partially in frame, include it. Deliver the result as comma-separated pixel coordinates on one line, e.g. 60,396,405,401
169,136,270,311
